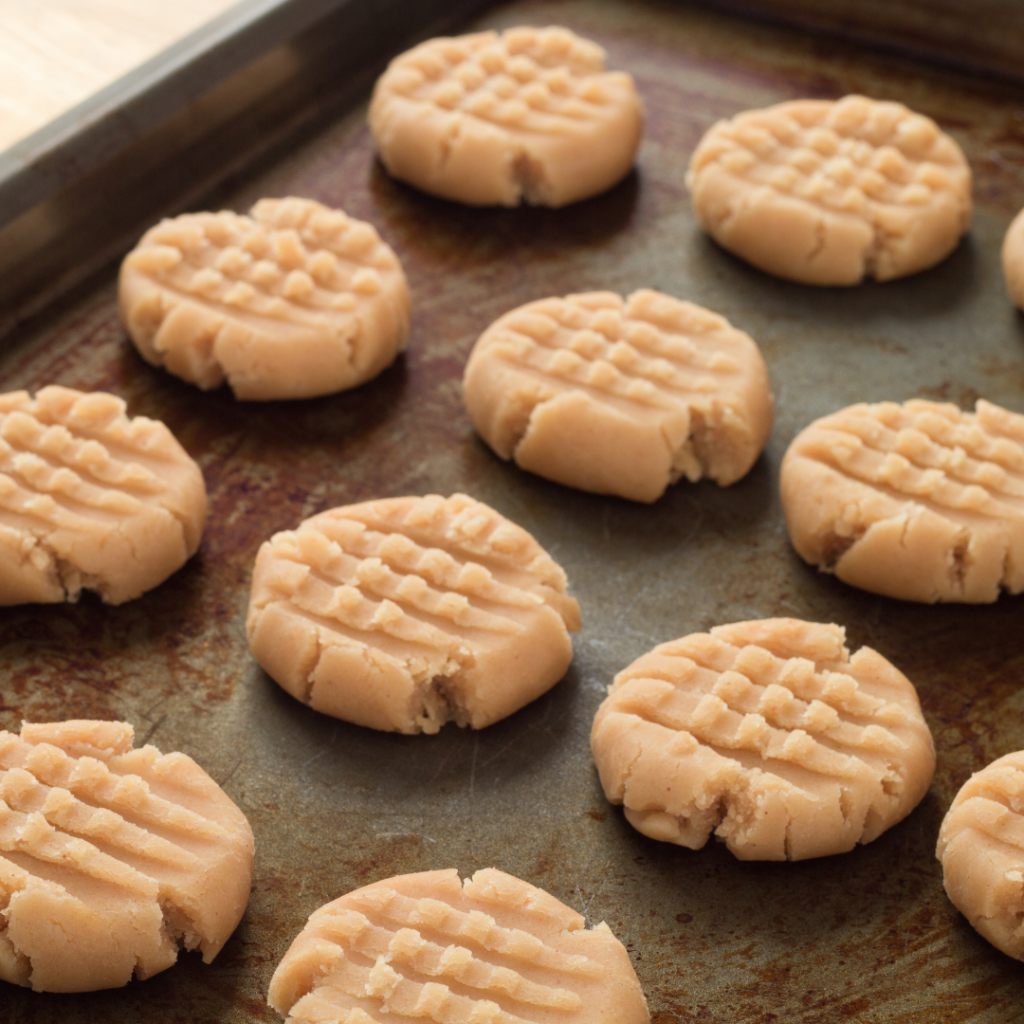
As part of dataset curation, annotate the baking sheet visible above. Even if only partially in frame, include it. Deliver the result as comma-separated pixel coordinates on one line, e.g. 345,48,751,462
2,0,1024,1020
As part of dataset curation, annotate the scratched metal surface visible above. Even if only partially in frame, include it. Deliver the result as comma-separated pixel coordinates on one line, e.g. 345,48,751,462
2,1,1024,1021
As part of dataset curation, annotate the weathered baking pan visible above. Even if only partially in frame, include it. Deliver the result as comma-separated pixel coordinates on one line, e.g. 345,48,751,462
1,1,1024,1022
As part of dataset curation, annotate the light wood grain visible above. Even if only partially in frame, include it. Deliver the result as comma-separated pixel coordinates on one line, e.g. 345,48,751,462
0,0,244,150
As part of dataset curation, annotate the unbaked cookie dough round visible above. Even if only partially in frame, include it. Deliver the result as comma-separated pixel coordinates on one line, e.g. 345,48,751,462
686,94,972,285
369,26,643,207
1002,206,1024,311
0,719,254,992
119,197,410,400
781,398,1024,603
268,868,650,1024
591,618,935,861
0,386,206,605
463,289,773,502
247,493,581,733
937,751,1024,960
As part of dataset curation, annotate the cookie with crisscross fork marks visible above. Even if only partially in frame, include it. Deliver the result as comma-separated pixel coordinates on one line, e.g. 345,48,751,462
591,619,935,861
686,95,971,285
247,494,581,733
369,26,643,207
120,197,409,399
268,868,649,1024
1002,206,1024,311
0,386,206,605
463,290,772,502
781,399,1024,602
937,751,1024,960
0,719,254,992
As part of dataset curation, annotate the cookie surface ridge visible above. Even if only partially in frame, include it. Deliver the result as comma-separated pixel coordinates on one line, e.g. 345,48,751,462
463,289,772,501
686,94,972,284
1002,206,1024,311
369,26,643,207
268,867,649,1023
0,385,206,605
120,197,409,400
937,750,1024,960
781,398,1024,602
247,493,581,733
591,618,935,860
0,719,254,992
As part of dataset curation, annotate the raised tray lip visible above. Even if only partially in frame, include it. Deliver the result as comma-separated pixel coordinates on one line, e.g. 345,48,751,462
0,0,494,340
0,0,350,227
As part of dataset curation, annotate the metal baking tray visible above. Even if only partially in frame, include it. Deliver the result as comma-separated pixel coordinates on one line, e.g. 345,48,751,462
2,1,1024,1021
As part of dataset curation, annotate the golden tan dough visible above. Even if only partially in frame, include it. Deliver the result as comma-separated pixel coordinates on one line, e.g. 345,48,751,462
937,751,1024,960
268,867,649,1024
686,95,972,285
0,719,254,992
247,493,581,733
369,26,643,207
1002,207,1024,311
463,290,773,502
591,618,935,861
0,386,206,605
119,197,409,400
780,398,1024,603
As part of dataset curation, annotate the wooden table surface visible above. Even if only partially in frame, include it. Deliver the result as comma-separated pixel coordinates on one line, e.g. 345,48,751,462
0,0,244,151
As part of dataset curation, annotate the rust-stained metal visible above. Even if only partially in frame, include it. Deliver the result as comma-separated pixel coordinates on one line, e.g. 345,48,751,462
2,1,1024,1021
701,0,1024,89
